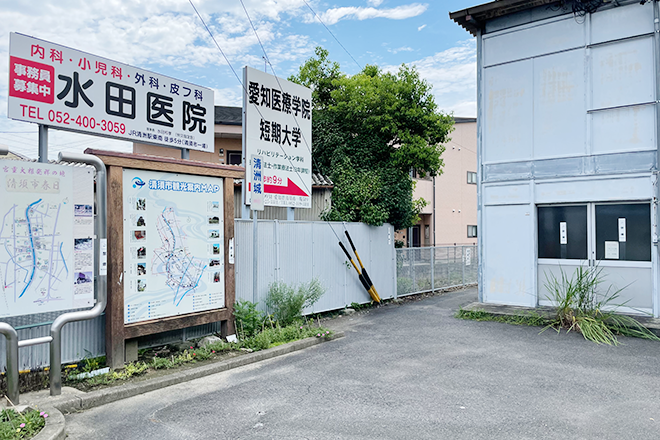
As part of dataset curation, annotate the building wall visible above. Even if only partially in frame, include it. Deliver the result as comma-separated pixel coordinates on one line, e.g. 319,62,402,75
477,1,658,314
134,124,242,165
434,121,477,245
403,120,478,247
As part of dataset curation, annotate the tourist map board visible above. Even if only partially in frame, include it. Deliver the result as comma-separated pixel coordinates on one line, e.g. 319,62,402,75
0,160,95,317
123,169,225,324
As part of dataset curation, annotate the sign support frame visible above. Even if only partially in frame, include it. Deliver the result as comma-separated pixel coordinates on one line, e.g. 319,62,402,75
87,149,242,369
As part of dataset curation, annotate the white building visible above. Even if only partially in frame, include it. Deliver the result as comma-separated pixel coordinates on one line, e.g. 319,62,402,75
451,0,659,316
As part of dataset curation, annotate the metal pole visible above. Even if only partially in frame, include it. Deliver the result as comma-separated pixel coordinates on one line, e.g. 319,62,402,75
431,246,435,293
181,148,190,160
0,324,19,405
653,0,660,318
241,68,251,220
462,245,466,287
411,247,416,293
252,209,258,303
38,125,48,163
50,152,108,396
476,28,484,302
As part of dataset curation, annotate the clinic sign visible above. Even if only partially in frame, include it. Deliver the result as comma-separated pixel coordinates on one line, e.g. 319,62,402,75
243,66,312,208
8,33,214,152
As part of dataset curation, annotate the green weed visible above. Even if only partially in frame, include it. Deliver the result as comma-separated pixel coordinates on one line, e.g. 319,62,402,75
0,408,47,440
543,265,660,345
456,309,548,327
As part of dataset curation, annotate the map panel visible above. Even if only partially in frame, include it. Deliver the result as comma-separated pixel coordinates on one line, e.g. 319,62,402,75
0,160,95,317
123,169,225,324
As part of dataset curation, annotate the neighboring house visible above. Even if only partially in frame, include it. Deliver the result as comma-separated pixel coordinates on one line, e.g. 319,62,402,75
0,146,30,161
396,117,478,247
451,0,659,316
134,106,332,220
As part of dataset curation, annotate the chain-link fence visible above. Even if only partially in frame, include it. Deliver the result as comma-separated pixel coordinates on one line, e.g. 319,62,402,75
396,246,478,296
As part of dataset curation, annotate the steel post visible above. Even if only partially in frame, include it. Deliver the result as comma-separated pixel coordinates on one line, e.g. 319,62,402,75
252,209,258,303
0,324,19,404
431,246,435,293
50,152,108,396
38,125,48,163
181,148,190,160
462,246,466,287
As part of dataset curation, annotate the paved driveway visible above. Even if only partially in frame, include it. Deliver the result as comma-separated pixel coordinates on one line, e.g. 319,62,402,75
65,288,660,439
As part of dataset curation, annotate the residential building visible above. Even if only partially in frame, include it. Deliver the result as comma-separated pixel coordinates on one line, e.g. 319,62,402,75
397,117,478,247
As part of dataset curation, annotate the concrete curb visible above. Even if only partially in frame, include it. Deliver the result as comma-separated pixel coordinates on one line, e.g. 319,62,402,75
32,406,65,440
47,332,344,415
461,302,660,336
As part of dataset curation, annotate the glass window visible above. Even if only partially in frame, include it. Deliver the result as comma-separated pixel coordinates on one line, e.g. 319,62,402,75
467,225,477,238
467,172,477,184
595,203,650,262
538,205,587,259
227,151,242,165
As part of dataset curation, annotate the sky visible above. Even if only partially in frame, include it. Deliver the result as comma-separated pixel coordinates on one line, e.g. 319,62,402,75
0,0,479,160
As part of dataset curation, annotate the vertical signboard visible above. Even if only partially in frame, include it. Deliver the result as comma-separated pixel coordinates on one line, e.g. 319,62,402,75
243,66,312,208
250,155,264,211
8,33,214,152
122,169,225,324
0,160,95,317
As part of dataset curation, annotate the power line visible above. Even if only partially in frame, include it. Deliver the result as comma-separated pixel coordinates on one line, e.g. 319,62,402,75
188,0,343,241
301,0,362,71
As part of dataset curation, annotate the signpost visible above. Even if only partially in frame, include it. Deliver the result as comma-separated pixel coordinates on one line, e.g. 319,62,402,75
8,33,214,153
242,66,312,209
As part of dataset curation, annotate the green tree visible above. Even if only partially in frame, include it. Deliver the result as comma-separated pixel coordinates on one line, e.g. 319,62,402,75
289,48,453,230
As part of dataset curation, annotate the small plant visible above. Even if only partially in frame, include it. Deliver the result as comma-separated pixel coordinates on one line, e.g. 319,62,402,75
544,265,660,345
266,278,325,326
456,309,549,327
233,300,265,339
0,408,46,439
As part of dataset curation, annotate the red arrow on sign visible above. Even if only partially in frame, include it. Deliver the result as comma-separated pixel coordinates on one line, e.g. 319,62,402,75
264,179,308,197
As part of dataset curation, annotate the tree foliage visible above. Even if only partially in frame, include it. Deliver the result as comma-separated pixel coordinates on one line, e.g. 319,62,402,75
289,47,454,230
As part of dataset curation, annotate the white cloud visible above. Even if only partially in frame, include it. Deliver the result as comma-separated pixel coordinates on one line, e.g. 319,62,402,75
384,40,477,117
312,4,428,25
388,46,414,54
367,0,385,6
417,24,426,31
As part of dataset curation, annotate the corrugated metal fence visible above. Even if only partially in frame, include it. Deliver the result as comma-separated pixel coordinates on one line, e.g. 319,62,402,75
234,220,397,313
0,217,475,371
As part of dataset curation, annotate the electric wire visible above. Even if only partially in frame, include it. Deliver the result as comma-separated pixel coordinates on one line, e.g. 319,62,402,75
301,0,363,71
188,0,343,242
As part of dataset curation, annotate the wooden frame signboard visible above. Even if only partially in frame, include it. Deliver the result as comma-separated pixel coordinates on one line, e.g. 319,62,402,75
85,149,243,368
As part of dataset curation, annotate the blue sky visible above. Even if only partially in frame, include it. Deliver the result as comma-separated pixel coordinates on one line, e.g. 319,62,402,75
0,0,479,159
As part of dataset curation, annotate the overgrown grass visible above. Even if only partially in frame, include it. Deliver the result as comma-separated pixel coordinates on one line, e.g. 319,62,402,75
64,323,332,389
266,279,325,326
0,408,46,440
456,309,549,327
544,265,660,345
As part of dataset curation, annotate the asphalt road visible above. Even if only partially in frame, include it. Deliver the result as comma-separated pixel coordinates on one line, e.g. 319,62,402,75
65,288,660,439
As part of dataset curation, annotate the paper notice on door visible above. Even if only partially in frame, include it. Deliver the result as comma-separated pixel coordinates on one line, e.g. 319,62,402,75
605,241,619,259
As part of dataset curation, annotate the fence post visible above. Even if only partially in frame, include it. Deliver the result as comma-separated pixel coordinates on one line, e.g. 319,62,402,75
411,248,416,293
462,246,465,287
430,247,435,293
